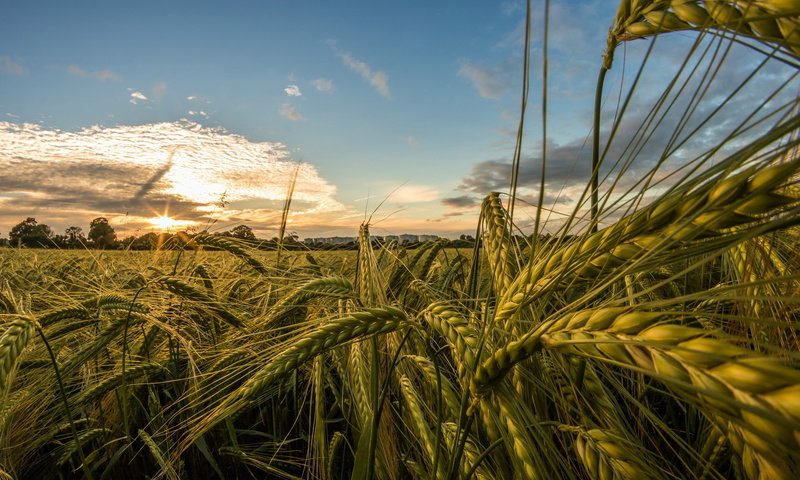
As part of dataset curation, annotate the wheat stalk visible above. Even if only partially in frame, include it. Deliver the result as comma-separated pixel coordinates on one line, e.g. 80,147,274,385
181,307,411,451
492,155,800,326
263,276,355,328
156,276,244,328
76,362,165,406
613,0,800,58
399,375,448,478
565,426,654,480
0,317,35,391
192,234,270,275
481,192,520,298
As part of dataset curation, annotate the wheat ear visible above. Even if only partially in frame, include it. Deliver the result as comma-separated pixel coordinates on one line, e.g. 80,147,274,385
0,316,35,391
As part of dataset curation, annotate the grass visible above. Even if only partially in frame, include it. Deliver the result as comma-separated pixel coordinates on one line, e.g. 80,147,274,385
2,1,800,479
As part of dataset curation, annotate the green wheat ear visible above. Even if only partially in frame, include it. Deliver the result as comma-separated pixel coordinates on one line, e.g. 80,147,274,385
0,316,35,391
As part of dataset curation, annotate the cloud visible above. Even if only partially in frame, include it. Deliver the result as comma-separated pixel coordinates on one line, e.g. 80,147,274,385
334,49,391,98
284,85,302,96
0,56,26,76
312,78,334,92
457,62,515,99
67,65,118,81
386,185,439,203
152,81,167,101
129,91,148,104
500,1,523,15
454,41,798,231
442,195,479,208
279,104,304,121
5,113,19,119
0,121,349,236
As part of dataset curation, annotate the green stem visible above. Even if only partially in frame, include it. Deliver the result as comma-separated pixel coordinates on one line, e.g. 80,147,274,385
37,327,95,480
591,65,608,233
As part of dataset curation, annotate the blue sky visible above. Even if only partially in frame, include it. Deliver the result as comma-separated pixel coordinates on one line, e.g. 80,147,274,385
1,0,796,239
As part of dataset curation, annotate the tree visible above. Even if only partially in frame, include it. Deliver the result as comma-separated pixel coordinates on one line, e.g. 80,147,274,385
9,217,53,248
228,225,256,240
131,232,158,250
64,226,85,248
88,217,117,249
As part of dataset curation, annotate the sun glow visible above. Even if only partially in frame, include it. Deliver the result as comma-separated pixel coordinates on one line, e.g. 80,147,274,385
147,216,194,231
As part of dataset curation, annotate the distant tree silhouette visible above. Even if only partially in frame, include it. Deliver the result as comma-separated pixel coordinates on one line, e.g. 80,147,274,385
228,225,256,240
9,217,53,247
131,232,158,250
88,217,117,249
64,226,85,248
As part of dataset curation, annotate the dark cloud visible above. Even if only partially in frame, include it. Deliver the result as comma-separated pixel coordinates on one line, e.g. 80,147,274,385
131,152,175,204
0,156,201,217
458,40,798,205
442,195,480,208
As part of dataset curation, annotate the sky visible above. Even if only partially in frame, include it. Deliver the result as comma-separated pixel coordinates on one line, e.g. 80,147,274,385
1,0,797,240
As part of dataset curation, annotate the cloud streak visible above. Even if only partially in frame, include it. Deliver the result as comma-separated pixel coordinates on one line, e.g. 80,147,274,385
334,48,391,98
67,65,118,81
279,104,304,121
0,56,26,76
457,62,515,99
312,78,334,92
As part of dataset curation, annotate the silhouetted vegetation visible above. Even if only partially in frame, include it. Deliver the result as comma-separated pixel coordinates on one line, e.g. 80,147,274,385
3,217,467,250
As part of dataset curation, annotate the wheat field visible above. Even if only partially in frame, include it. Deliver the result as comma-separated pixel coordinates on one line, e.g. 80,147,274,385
2,0,800,479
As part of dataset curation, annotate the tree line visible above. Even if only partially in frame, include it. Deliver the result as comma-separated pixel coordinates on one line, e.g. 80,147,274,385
1,217,478,250
1,217,262,250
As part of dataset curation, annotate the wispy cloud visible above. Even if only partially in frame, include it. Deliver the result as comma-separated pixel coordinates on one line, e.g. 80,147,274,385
152,81,167,101
386,185,439,203
279,103,304,121
67,64,118,81
187,110,209,119
311,78,334,92
0,56,26,76
186,95,211,104
334,48,391,98
284,85,302,96
129,91,148,104
457,62,515,99
500,1,523,15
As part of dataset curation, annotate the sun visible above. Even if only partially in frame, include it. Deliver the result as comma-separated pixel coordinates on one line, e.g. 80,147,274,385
147,216,194,231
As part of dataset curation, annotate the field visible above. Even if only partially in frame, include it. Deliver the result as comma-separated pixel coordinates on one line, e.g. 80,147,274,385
3,1,800,479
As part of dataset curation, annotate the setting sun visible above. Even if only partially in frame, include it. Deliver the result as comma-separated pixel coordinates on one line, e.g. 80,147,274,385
147,216,194,231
